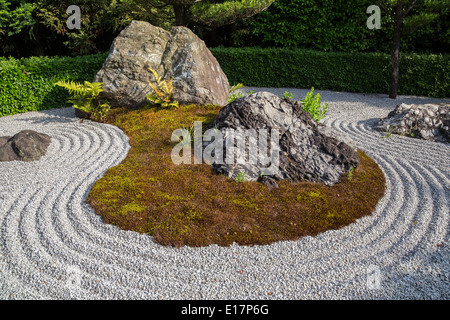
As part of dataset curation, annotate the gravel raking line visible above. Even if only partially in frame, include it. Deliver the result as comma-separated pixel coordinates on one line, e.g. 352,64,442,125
0,89,449,300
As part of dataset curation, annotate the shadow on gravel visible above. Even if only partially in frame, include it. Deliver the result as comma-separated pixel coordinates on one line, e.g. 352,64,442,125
357,118,383,128
242,87,450,109
13,108,79,126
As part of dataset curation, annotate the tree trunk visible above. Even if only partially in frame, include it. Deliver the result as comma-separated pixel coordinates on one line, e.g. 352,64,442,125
31,28,46,57
173,4,188,26
207,28,218,47
389,2,403,99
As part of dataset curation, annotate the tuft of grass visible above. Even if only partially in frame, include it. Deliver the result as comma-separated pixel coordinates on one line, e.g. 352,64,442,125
86,104,386,248
235,171,247,183
347,167,355,181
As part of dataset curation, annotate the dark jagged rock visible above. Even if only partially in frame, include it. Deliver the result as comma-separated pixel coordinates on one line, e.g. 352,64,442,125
204,92,359,187
0,130,51,162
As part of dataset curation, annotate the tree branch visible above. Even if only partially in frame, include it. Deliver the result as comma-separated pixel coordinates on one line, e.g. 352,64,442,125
378,0,388,12
402,0,418,19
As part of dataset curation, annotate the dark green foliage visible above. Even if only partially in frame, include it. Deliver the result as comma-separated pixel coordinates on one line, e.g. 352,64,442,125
189,0,274,27
0,53,107,117
2,0,448,57
210,47,450,98
247,0,376,52
239,0,449,54
0,0,35,37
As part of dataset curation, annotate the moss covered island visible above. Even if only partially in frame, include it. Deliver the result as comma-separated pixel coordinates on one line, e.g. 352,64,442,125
87,104,386,247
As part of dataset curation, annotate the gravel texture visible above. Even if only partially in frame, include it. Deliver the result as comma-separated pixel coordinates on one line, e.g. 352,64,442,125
0,88,449,300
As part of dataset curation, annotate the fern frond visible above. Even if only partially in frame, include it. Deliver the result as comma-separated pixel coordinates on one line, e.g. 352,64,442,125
55,80,84,95
54,80,110,121
84,81,104,95
165,78,174,93
55,80,103,97
160,79,170,95
146,68,179,109
148,81,160,95
230,83,245,92
148,67,161,84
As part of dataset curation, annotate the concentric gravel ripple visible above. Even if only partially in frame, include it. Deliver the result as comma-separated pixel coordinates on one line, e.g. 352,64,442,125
1,89,449,300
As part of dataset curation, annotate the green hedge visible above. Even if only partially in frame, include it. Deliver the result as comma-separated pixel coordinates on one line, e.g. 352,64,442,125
210,47,450,98
0,49,448,117
0,53,107,117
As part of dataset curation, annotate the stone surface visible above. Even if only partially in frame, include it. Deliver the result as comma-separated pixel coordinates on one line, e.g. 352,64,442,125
204,92,360,187
94,20,230,109
0,130,51,162
374,103,450,143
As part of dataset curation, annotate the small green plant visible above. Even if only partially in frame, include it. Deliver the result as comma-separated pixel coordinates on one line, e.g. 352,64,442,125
176,124,195,147
235,171,247,183
230,83,245,92
382,128,393,139
347,167,355,181
301,87,328,123
282,91,294,100
228,83,254,103
54,80,110,121
146,68,179,109
228,83,245,103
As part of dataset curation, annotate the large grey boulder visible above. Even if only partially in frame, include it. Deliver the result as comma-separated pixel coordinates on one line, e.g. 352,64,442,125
95,20,230,108
0,130,51,162
204,92,360,187
374,103,450,143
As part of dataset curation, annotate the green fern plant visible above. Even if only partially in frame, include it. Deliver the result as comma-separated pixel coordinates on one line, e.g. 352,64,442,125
146,68,179,109
301,87,328,123
54,80,110,121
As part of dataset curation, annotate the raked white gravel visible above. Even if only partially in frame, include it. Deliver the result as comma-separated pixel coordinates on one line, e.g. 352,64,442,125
0,88,449,300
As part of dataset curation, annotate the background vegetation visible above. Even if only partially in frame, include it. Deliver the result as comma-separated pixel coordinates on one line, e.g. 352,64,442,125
0,54,106,116
1,0,448,57
1,48,448,117
1,0,449,117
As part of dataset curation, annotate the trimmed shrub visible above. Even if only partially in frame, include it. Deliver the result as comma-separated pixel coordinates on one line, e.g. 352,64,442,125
210,47,450,98
0,49,448,117
0,53,107,117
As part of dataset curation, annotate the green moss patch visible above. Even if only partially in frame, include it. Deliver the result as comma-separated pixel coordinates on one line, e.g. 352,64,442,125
86,104,386,247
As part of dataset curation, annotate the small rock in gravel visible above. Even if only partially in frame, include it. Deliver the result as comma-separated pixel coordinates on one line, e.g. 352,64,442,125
0,130,51,162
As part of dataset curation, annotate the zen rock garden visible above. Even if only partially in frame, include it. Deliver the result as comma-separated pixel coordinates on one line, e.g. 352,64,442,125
81,22,388,248
0,21,444,248
1,0,449,300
